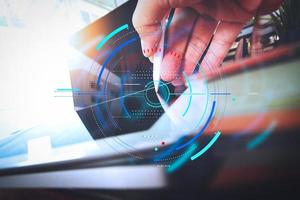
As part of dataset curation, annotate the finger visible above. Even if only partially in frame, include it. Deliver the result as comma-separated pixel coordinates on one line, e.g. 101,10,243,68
132,0,197,58
200,21,244,71
194,0,259,23
181,15,218,77
159,8,198,82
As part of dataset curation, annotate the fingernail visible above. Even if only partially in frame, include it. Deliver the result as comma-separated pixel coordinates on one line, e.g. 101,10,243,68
141,40,154,57
141,40,157,57
141,40,147,56
149,56,154,63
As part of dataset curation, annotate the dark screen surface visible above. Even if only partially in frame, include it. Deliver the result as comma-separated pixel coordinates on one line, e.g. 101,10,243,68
70,0,165,139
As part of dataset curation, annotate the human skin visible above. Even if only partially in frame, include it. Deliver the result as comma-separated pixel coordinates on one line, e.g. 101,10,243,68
132,0,283,83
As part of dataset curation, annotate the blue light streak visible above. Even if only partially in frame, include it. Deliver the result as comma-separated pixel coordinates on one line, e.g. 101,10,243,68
96,24,129,51
190,131,221,160
246,121,277,150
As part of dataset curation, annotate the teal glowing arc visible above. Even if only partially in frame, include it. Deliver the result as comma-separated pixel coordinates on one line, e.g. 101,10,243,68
190,131,221,160
167,143,197,173
96,24,129,51
182,72,192,117
246,121,277,150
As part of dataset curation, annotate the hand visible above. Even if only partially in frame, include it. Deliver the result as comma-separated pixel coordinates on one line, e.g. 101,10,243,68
133,0,282,83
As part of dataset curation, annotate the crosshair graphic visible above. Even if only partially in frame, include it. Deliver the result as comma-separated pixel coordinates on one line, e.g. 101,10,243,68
144,81,170,108
72,22,230,168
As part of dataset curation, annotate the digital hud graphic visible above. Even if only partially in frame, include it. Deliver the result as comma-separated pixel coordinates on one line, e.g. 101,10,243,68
0,0,300,199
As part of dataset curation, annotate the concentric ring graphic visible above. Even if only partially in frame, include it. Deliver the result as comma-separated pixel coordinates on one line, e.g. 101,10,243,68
78,23,230,166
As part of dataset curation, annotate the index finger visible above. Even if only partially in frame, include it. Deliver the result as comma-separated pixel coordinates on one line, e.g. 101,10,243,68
132,0,197,57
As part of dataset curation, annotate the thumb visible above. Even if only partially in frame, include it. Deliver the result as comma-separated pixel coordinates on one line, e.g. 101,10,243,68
132,0,195,57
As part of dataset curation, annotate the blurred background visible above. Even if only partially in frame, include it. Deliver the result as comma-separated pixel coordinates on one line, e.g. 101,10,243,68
0,0,300,199
0,0,127,139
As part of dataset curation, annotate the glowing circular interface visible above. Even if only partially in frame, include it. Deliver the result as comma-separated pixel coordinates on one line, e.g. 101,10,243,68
144,81,170,108
73,23,229,168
